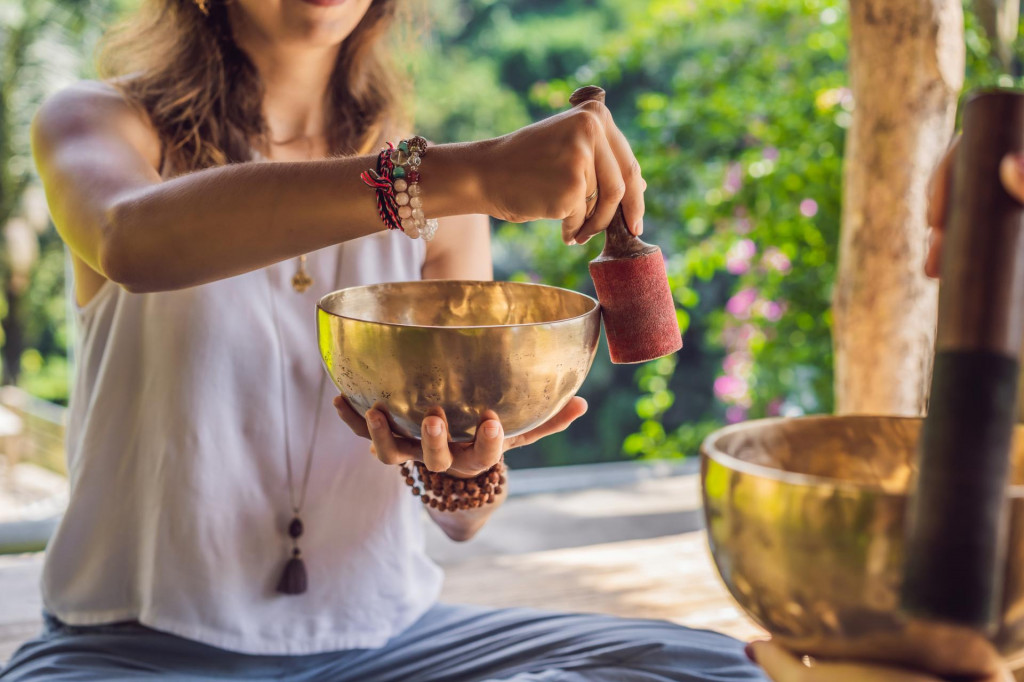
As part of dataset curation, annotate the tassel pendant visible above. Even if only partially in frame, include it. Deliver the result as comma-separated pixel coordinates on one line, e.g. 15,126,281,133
277,550,308,595
276,516,308,595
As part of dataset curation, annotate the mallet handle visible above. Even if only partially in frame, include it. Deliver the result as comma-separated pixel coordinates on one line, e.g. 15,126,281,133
903,89,1024,629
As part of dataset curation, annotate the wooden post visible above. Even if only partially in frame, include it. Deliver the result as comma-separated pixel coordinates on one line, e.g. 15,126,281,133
833,0,965,415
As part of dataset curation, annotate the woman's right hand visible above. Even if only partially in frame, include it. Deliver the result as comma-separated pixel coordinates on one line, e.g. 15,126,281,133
750,640,1012,682
477,98,646,247
925,139,1024,277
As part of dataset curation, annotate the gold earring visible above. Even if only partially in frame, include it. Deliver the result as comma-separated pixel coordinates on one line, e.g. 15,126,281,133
195,0,210,15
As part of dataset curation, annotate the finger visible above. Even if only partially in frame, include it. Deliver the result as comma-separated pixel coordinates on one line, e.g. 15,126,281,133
747,642,809,681
507,397,588,450
749,641,946,682
420,413,454,472
926,135,959,232
999,152,1024,204
334,394,370,439
602,116,646,235
365,408,420,465
561,165,590,245
463,418,503,473
573,138,625,245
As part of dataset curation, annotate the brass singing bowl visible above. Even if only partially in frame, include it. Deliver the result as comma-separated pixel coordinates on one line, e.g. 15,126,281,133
317,280,600,443
702,415,1024,674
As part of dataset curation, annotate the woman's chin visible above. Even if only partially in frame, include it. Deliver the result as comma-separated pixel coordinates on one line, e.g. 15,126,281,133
295,0,350,7
280,0,368,46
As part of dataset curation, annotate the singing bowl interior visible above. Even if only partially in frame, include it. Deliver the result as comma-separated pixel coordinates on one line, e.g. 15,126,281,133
317,280,600,442
701,415,1024,665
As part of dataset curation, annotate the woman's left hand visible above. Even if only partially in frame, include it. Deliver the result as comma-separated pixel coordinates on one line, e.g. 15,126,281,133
333,395,588,477
749,640,1011,682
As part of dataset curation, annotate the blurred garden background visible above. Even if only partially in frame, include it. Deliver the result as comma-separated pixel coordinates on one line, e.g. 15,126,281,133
0,0,1021,470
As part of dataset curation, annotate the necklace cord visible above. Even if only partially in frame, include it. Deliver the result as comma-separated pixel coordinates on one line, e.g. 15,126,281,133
266,257,334,516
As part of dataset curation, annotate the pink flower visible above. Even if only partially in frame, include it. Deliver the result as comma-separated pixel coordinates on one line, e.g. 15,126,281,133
767,399,783,417
837,87,853,109
726,239,756,275
799,199,819,217
714,375,748,402
734,217,753,234
725,288,758,318
735,323,756,344
762,247,792,274
725,406,748,424
723,163,743,194
763,147,780,161
755,300,784,322
723,351,753,375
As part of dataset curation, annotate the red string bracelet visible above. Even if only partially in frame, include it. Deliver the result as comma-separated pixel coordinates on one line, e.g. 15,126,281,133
360,145,404,232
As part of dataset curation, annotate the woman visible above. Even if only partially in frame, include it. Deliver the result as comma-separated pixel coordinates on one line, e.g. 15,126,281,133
0,0,763,679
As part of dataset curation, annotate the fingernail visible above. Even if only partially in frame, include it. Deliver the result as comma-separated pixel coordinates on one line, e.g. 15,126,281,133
634,221,644,235
744,643,756,663
567,238,577,246
425,422,443,437
483,423,500,438
366,411,382,428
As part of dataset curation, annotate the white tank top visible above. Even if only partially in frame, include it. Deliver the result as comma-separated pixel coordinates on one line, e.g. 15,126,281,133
41,230,442,655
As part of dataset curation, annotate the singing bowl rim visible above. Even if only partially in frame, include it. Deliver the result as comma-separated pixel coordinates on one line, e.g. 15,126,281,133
316,279,600,330
700,414,1024,498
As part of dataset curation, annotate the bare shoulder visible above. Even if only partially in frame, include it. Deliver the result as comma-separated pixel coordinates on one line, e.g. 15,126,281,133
31,80,161,168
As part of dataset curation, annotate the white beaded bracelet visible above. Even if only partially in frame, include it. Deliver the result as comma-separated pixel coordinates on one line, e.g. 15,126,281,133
389,136,438,241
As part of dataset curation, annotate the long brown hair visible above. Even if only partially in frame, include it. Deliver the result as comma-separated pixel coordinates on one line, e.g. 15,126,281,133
98,0,408,174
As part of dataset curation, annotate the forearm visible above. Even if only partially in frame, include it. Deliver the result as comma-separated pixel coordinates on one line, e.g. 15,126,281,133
92,144,486,292
427,483,508,542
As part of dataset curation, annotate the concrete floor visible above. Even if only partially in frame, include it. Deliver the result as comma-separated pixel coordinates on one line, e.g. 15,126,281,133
0,469,715,664
425,471,704,564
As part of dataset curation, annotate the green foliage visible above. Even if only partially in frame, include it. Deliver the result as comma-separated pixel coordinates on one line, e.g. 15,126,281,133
0,0,122,402
2,0,1021,462
604,0,849,457
416,0,850,462
964,4,1024,91
18,236,70,403
415,0,1024,465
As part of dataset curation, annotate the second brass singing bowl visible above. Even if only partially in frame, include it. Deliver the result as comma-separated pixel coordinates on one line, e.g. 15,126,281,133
317,280,600,442
702,416,1024,672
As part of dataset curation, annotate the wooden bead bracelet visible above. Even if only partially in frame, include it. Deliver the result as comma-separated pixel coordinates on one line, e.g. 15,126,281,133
401,460,507,512
359,136,438,241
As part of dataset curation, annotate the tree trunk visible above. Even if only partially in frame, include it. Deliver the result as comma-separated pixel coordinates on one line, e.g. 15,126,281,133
833,0,965,415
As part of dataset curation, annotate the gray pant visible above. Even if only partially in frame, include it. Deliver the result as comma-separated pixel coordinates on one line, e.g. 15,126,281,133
0,604,765,681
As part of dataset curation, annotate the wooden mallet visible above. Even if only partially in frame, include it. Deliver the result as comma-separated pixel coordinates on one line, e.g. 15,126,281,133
569,86,683,364
902,89,1024,632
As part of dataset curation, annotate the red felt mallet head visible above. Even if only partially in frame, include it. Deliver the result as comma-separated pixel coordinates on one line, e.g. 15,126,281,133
569,86,683,364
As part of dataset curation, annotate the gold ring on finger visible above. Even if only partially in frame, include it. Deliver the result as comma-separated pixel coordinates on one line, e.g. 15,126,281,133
585,187,599,203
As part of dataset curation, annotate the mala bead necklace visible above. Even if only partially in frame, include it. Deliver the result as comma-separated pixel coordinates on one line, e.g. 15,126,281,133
401,460,507,512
